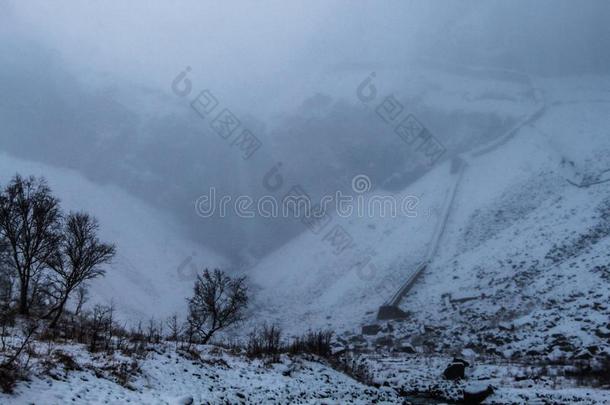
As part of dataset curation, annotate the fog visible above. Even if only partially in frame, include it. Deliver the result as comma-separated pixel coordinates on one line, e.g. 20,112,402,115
1,0,609,262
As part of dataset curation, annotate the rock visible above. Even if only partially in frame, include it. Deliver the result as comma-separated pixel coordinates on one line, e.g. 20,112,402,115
362,324,382,336
498,321,513,331
375,336,393,347
547,346,566,362
463,383,494,404
595,326,610,338
377,305,409,320
485,346,502,356
574,349,593,360
450,291,481,304
443,360,467,380
176,396,194,405
396,341,416,354
349,335,366,344
336,337,348,345
452,357,470,367
330,343,346,355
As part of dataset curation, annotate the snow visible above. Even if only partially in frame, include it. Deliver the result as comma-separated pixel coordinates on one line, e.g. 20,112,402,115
0,153,227,323
0,342,402,405
245,74,610,332
239,75,610,401
244,167,446,334
4,71,610,403
364,353,610,404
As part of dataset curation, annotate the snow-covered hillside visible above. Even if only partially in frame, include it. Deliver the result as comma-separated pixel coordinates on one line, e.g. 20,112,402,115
389,95,610,365
244,166,445,333
238,76,610,401
0,341,402,405
246,76,610,346
0,153,226,323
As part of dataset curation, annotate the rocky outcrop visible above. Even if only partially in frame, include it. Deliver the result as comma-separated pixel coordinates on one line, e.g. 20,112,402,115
443,358,469,380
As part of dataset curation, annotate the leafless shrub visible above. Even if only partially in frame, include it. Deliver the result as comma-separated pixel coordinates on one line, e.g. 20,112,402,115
0,320,37,393
108,359,141,390
288,330,333,358
53,350,81,372
330,351,375,386
0,308,16,352
166,313,182,347
84,304,114,353
146,317,163,344
246,323,283,360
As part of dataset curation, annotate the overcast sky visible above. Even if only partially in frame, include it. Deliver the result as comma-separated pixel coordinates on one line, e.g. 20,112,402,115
4,1,473,119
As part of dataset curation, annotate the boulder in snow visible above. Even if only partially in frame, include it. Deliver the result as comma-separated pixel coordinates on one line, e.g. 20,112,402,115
443,358,469,380
176,396,194,405
463,383,494,404
362,324,382,336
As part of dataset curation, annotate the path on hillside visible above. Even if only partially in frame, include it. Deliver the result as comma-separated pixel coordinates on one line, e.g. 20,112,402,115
377,74,610,319
378,94,549,320
380,157,466,315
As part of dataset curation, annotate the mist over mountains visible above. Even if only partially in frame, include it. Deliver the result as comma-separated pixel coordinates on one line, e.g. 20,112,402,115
5,1,606,263
2,1,610,403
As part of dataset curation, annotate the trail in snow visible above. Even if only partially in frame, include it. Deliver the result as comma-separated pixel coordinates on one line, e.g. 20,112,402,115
383,157,467,310
381,99,547,314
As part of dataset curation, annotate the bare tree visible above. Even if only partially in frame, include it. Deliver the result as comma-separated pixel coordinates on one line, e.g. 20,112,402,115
187,269,248,344
0,175,62,315
166,313,182,346
45,212,116,328
146,317,163,344
88,304,113,353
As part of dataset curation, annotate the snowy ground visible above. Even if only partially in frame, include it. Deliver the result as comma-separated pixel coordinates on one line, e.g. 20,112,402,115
3,338,610,404
364,353,610,404
0,342,403,405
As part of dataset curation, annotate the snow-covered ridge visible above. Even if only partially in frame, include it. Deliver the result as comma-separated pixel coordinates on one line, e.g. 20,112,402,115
0,153,227,323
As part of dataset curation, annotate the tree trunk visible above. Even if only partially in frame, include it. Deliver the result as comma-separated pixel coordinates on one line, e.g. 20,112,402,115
49,295,69,329
18,279,29,316
201,327,219,345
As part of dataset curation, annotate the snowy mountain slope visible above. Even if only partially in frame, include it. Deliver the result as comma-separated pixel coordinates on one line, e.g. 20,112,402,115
0,153,226,323
245,77,610,351
393,98,610,359
244,167,451,334
239,79,610,402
